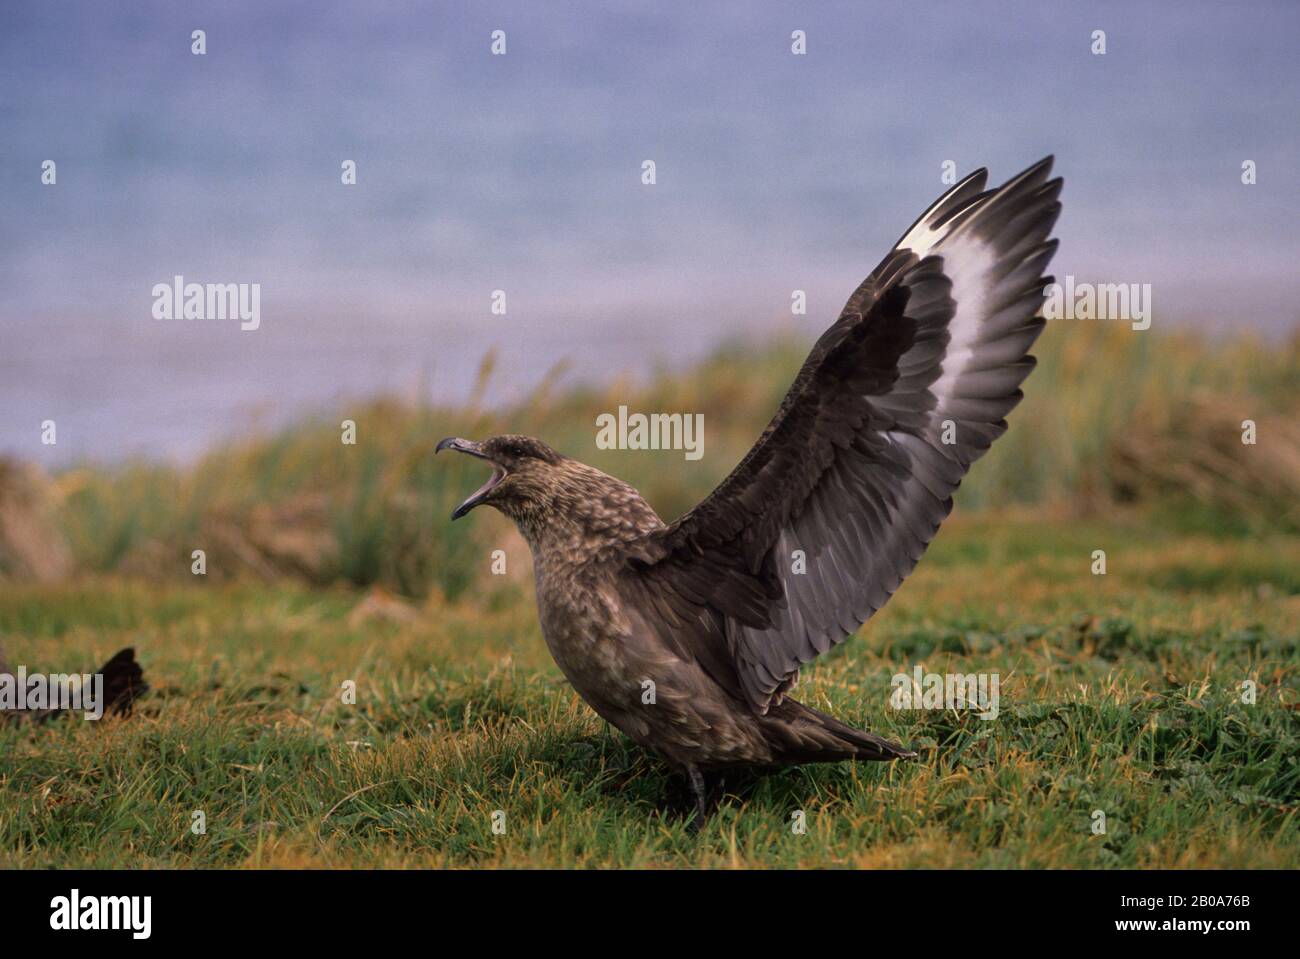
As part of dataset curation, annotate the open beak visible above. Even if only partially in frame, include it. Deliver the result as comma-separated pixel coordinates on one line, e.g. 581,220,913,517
436,437,506,520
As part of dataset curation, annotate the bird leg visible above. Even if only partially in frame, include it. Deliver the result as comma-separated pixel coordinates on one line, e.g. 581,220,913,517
685,765,707,826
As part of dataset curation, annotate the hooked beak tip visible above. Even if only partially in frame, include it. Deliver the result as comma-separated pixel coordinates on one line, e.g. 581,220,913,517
437,436,488,459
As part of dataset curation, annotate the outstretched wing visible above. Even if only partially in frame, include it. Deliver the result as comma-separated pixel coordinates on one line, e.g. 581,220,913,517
625,157,1062,712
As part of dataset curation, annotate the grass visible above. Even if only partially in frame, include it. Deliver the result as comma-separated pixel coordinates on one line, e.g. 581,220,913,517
2,511,1296,868
2,320,1297,867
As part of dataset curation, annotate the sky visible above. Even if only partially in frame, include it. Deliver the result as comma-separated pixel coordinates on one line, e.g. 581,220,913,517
2,0,1298,464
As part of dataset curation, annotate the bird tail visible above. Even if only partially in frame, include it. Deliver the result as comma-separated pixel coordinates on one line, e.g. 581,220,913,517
98,647,149,717
769,699,916,763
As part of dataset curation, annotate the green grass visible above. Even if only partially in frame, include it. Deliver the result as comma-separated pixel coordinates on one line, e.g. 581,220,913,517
3,512,1296,868
4,322,1297,866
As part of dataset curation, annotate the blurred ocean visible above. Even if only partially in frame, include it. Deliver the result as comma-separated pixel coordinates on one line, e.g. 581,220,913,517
2,0,1297,465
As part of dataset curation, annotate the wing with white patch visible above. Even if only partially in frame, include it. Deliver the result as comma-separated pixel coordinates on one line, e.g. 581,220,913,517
626,157,1062,712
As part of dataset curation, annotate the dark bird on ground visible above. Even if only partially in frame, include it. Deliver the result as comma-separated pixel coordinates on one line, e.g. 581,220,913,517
0,645,148,724
438,157,1061,820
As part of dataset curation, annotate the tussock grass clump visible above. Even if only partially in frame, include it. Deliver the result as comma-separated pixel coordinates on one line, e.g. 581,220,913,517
6,321,1297,602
